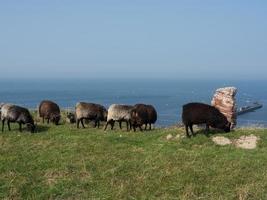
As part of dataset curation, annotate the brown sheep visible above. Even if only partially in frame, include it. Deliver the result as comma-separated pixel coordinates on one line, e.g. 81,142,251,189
39,100,61,125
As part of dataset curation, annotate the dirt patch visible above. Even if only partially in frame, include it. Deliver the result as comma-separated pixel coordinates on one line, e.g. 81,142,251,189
44,170,69,186
212,134,259,149
233,135,259,150
212,136,232,146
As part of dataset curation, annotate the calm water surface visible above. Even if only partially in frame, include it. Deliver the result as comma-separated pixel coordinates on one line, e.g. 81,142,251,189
0,79,266,127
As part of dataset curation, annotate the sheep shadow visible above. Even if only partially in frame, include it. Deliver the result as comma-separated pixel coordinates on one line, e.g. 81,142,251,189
34,124,50,133
0,124,50,134
189,128,234,138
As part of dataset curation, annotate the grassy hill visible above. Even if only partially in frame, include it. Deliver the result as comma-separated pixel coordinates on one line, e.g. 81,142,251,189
0,121,267,199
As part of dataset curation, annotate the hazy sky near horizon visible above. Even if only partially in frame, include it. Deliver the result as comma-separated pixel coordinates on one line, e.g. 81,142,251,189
0,0,266,80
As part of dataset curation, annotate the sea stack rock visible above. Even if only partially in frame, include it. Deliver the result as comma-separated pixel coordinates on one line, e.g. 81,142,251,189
211,87,237,129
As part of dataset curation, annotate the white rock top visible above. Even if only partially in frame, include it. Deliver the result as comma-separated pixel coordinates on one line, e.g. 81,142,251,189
214,87,237,96
0,102,6,110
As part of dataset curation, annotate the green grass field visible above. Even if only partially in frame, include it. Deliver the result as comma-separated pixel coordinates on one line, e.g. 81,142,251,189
1,120,267,200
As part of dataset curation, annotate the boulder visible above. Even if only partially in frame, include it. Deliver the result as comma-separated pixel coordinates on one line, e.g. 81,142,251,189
211,87,237,128
233,135,259,149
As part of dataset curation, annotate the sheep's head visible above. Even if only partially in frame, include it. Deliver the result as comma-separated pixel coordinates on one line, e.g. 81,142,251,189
130,110,142,126
26,123,35,133
51,113,61,125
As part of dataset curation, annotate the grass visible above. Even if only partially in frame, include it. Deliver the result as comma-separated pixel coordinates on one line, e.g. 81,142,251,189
1,119,267,199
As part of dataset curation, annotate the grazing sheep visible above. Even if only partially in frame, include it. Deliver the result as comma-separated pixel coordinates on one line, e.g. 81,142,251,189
104,104,133,131
1,104,35,133
182,102,231,137
131,104,157,131
0,102,5,120
131,104,149,132
39,100,61,125
146,105,157,129
75,102,107,128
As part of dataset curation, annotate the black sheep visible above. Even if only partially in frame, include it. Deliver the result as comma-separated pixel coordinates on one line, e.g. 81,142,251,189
133,104,157,130
145,104,157,130
131,104,149,132
182,102,230,137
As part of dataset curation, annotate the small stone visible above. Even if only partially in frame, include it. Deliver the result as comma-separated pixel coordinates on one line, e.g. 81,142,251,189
212,136,232,146
175,134,181,139
166,134,173,140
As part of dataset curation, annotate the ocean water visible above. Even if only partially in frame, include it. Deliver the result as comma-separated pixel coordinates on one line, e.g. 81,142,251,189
0,79,266,127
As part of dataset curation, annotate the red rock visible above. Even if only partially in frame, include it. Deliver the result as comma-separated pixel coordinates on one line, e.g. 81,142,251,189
211,87,237,128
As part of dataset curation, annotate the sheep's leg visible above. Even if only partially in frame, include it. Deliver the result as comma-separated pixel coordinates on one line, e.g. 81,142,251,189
149,123,152,130
47,118,50,124
77,119,80,129
185,125,190,137
81,119,85,128
189,124,195,136
7,120,11,131
139,125,143,132
94,120,98,128
119,121,122,129
97,120,100,128
19,123,22,132
133,125,136,132
129,121,132,130
126,121,129,131
2,119,5,132
104,121,109,131
111,121,115,130
205,124,210,134
144,124,147,130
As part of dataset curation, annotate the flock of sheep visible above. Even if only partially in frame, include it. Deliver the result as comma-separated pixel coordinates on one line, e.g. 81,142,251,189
0,100,232,137
0,100,157,133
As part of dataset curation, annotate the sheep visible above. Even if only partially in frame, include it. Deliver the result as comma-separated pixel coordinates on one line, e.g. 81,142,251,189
182,102,231,137
104,104,133,131
1,104,35,133
75,102,107,128
131,104,157,131
146,105,157,129
38,100,61,125
130,104,149,132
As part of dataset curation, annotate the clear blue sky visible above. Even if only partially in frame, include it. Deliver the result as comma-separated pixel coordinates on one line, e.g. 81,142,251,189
0,0,266,80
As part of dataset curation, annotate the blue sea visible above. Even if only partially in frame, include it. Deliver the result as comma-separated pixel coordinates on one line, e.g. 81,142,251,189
0,79,266,127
